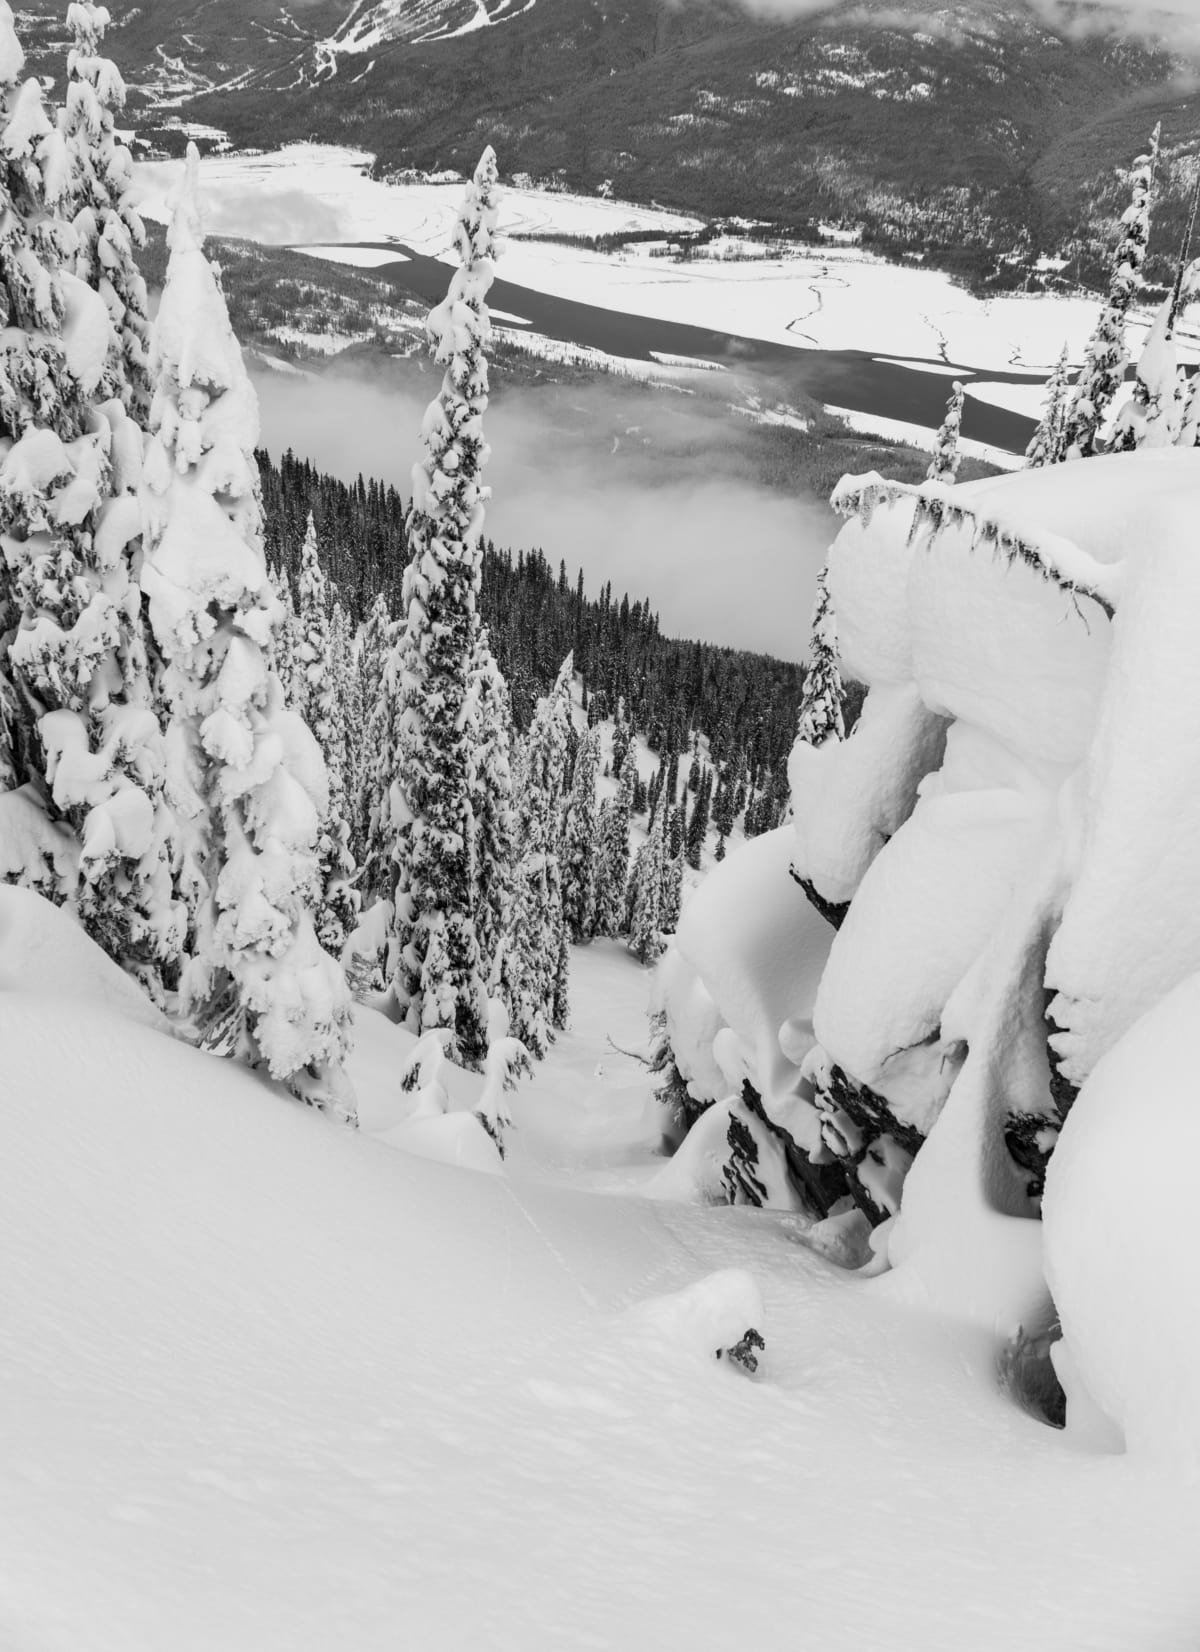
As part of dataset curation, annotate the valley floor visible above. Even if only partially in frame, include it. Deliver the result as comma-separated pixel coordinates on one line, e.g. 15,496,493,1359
3,928,1199,1651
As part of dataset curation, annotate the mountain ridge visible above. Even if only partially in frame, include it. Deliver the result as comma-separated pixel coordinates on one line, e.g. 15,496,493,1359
19,0,1200,284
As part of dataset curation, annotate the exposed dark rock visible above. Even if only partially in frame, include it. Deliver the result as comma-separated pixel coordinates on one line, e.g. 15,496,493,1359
722,1108,770,1207
788,867,849,931
741,1081,856,1220
809,1061,927,1227
1043,990,1081,1122
1004,1111,1059,1202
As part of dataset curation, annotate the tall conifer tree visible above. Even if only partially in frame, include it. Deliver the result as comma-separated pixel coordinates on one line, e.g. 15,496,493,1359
562,726,599,942
295,512,359,955
926,381,965,483
140,147,353,1112
379,147,500,1068
59,0,152,417
509,655,572,1055
1064,128,1159,460
1025,345,1072,469
796,569,845,750
0,6,179,990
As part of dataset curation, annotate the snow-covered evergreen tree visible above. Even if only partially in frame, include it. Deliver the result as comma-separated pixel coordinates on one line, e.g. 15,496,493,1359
926,381,965,483
1111,293,1183,451
1025,345,1072,469
139,146,353,1112
1064,127,1159,460
333,596,363,839
380,147,501,1068
266,561,300,703
593,743,636,937
795,569,845,749
509,654,572,1055
685,767,711,869
468,624,517,994
627,795,666,965
294,512,358,955
58,0,151,418
354,589,393,885
0,11,180,990
610,695,631,777
659,811,683,938
562,725,599,942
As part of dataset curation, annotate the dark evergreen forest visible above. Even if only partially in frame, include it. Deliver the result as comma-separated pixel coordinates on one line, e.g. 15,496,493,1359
257,446,804,805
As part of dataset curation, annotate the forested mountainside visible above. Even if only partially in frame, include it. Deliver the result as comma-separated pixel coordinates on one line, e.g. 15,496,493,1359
21,0,1200,288
257,447,804,792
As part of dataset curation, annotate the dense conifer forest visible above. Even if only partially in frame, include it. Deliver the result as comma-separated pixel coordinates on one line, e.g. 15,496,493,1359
257,447,806,781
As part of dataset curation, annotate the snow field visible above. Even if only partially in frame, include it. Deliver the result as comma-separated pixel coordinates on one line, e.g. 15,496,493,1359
4,891,1200,1651
133,144,703,256
133,145,1200,398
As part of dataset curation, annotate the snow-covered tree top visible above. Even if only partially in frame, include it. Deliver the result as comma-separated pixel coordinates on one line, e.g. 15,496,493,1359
146,145,260,504
427,145,499,395
0,3,25,86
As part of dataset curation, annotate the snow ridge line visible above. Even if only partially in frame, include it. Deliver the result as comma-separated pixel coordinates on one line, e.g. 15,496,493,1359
830,473,1119,620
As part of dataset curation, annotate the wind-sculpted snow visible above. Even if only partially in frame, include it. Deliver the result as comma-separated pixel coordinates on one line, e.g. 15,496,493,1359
786,450,1200,1322
658,447,1200,1423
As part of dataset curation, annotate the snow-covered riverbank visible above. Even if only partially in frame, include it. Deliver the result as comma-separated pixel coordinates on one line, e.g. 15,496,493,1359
133,142,1200,400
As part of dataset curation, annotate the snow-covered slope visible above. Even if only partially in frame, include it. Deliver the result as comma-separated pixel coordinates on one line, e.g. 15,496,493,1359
4,895,1200,1650
315,0,536,66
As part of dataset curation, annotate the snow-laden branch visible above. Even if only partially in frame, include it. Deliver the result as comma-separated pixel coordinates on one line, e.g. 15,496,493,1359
830,472,1120,621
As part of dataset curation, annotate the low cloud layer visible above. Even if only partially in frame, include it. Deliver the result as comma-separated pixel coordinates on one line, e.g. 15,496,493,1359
252,365,831,661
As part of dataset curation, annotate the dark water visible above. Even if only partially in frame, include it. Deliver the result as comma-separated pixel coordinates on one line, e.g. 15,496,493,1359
350,242,1040,453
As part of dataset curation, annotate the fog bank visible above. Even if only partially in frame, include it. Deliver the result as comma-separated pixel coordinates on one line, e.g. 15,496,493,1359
253,365,833,661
